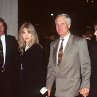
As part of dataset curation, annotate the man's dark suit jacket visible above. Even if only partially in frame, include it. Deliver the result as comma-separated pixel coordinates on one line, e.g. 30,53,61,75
0,35,20,97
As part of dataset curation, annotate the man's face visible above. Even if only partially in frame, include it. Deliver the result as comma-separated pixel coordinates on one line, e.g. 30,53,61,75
55,16,70,37
0,22,5,36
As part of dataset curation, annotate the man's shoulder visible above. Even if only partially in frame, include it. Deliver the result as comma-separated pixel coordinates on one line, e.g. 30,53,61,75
5,35,17,40
73,34,83,39
72,34,86,42
52,38,59,43
6,35,15,38
5,35,17,44
50,38,59,45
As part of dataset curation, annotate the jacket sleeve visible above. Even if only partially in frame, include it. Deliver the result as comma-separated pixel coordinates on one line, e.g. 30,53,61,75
79,38,91,89
46,42,56,90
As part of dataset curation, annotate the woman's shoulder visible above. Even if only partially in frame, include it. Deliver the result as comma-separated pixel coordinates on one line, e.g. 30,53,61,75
31,43,43,51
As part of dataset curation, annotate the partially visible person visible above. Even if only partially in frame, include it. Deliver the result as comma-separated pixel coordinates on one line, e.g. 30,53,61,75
0,18,20,97
88,21,97,97
46,13,91,97
16,22,46,97
82,25,96,56
82,25,94,40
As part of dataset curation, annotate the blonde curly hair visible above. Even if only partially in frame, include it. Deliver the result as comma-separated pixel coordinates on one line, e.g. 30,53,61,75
18,22,39,53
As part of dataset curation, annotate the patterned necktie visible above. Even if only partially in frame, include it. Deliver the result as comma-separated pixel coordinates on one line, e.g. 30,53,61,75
58,39,64,64
0,38,4,67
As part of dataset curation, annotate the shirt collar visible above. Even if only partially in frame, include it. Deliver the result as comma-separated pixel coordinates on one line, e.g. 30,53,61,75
1,34,5,41
60,32,70,40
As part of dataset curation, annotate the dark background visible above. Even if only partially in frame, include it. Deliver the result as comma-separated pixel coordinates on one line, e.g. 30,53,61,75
19,0,97,38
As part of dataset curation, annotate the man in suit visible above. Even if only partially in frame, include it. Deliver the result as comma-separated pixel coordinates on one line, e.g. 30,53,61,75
0,18,20,97
46,13,91,97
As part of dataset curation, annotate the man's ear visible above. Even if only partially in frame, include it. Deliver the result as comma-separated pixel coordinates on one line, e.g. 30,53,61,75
68,24,71,29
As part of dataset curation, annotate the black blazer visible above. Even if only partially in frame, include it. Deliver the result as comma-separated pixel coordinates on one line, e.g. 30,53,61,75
88,41,97,97
0,35,20,97
17,43,46,97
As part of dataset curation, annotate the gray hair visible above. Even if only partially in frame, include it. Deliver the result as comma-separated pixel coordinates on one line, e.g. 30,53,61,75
55,13,71,25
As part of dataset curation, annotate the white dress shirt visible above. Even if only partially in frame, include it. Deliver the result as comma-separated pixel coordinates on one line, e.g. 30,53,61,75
1,34,6,65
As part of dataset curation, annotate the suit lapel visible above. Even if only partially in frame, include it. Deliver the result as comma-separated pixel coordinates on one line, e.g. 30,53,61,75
52,34,74,65
61,34,74,64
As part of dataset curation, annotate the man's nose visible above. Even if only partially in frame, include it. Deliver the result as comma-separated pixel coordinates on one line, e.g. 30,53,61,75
58,25,62,28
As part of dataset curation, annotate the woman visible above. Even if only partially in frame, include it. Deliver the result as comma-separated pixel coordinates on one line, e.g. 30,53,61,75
17,22,46,97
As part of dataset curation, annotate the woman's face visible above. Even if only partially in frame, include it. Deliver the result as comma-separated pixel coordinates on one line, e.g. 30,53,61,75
22,28,32,45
